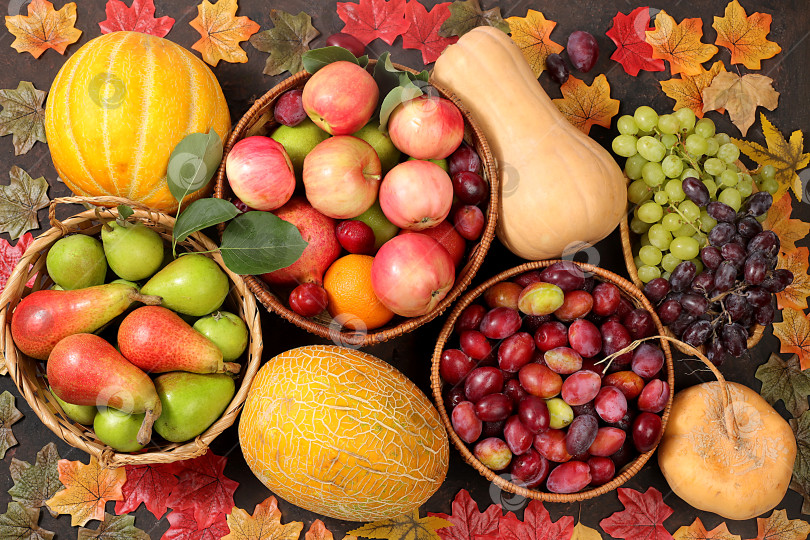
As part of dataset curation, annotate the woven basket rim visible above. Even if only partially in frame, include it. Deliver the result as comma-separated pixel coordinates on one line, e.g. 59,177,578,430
212,60,499,347
0,196,263,467
430,259,676,503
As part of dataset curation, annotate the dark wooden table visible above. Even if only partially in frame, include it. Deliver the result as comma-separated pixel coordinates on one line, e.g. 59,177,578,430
0,0,808,537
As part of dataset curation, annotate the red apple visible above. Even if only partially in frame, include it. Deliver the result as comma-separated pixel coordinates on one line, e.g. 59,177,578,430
260,197,341,286
302,136,382,219
388,95,464,159
379,160,453,230
302,61,379,135
225,136,295,211
371,234,455,317
398,220,465,267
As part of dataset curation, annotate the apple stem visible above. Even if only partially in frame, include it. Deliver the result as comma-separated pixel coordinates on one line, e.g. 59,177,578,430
131,293,163,306
136,403,161,446
223,362,241,374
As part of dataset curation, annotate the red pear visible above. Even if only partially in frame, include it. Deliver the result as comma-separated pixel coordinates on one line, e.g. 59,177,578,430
11,283,161,360
118,306,239,374
47,333,161,445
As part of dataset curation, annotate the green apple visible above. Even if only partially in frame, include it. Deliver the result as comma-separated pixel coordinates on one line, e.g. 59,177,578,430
94,407,146,452
46,235,107,290
154,372,235,443
354,201,399,251
407,156,448,172
49,387,96,425
353,122,401,173
193,311,249,362
270,118,330,176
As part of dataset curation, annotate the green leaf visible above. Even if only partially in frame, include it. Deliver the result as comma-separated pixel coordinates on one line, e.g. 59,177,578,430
250,9,320,76
302,46,360,73
414,69,430,82
756,353,810,418
116,205,134,220
0,390,23,459
166,129,222,204
791,410,810,515
0,503,53,540
173,198,239,244
379,83,424,131
440,0,510,38
0,81,46,156
219,211,307,275
0,166,50,240
77,513,149,540
9,443,63,517
357,54,370,68
373,52,401,117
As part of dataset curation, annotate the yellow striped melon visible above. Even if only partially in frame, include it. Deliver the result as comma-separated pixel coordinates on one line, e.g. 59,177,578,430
45,31,231,212
238,345,448,521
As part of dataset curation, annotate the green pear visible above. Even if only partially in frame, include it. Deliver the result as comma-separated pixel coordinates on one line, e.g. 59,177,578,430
46,235,107,290
102,222,164,281
49,387,96,425
270,118,330,176
110,278,140,290
154,372,235,443
94,407,146,452
407,156,449,172
193,311,249,361
141,254,229,316
355,201,399,250
354,122,401,173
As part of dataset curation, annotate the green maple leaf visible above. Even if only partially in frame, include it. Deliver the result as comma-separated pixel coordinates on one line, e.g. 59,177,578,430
756,353,810,417
250,9,320,76
0,502,54,540
9,443,64,517
0,390,23,459
791,410,810,515
439,0,510,38
78,513,150,540
0,81,46,156
0,166,50,240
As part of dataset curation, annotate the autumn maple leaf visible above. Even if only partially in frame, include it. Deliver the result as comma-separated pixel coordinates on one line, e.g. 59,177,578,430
4,0,82,58
777,248,810,311
600,487,674,540
505,10,563,78
189,0,260,66
428,489,501,540
752,509,810,540
336,0,410,46
99,0,175,37
553,75,620,135
703,72,779,136
348,510,452,539
165,450,240,529
0,391,23,459
756,353,810,418
762,193,810,254
113,462,181,520
402,2,457,65
713,0,781,70
0,232,34,295
660,61,726,119
250,10,320,76
774,308,810,371
645,10,718,76
605,7,665,76
223,496,303,540
45,457,126,527
164,509,230,540
499,500,573,540
673,517,740,540
0,81,47,156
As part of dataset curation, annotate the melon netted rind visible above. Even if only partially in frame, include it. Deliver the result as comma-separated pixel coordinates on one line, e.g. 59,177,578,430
238,345,449,522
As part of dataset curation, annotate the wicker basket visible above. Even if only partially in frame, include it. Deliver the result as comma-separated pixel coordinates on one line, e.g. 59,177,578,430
213,60,498,347
0,196,263,467
619,214,765,355
430,260,675,502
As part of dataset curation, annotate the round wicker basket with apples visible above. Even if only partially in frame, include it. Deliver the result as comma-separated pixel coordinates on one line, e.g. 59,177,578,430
214,54,498,347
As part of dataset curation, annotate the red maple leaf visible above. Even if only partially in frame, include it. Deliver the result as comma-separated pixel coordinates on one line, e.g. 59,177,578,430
605,7,665,76
428,489,502,540
336,0,410,46
0,232,34,292
499,500,574,540
600,487,674,540
165,450,239,529
98,0,174,37
401,1,457,64
114,463,181,520
163,509,229,540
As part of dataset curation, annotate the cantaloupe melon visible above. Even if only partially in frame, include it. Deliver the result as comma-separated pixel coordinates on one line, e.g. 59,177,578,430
238,345,448,521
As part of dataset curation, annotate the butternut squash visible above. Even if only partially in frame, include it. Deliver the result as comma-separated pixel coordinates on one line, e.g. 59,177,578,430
433,27,626,260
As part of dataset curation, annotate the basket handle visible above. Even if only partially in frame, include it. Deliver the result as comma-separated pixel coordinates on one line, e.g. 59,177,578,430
48,196,164,234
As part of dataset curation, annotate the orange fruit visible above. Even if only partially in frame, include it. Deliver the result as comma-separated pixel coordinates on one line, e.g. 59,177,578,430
323,254,394,330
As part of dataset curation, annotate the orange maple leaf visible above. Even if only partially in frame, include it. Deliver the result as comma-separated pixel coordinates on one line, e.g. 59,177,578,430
762,193,810,254
45,457,125,527
713,0,781,70
305,519,358,540
552,75,620,135
190,0,260,67
703,72,779,136
4,0,82,59
645,10,719,76
752,509,810,540
222,496,303,540
506,9,563,77
774,308,810,371
660,61,726,119
777,248,810,311
673,517,741,540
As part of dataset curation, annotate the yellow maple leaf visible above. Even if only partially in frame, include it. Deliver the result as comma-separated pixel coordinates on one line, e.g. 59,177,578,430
713,0,781,70
45,457,125,527
778,248,810,311
506,10,563,77
222,496,303,540
660,61,726,119
703,72,779,136
571,521,603,540
674,517,741,540
763,193,810,253
734,114,810,201
4,0,82,59
774,308,810,371
347,510,452,540
306,519,357,540
190,0,260,67
753,509,810,540
552,75,620,135
645,10,719,76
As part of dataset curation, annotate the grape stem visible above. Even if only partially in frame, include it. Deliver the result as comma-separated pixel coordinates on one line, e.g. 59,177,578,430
664,201,708,240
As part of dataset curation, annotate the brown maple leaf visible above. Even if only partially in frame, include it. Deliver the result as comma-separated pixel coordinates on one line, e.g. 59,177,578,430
702,72,779,136
673,517,740,540
0,390,23,459
774,308,810,371
777,248,810,311
222,496,303,540
4,0,82,58
753,509,810,540
713,0,781,70
348,510,452,540
506,9,563,77
305,519,357,540
552,75,620,135
645,10,718,76
762,192,810,254
189,0,260,66
660,61,726,119
45,457,126,527
0,81,47,155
